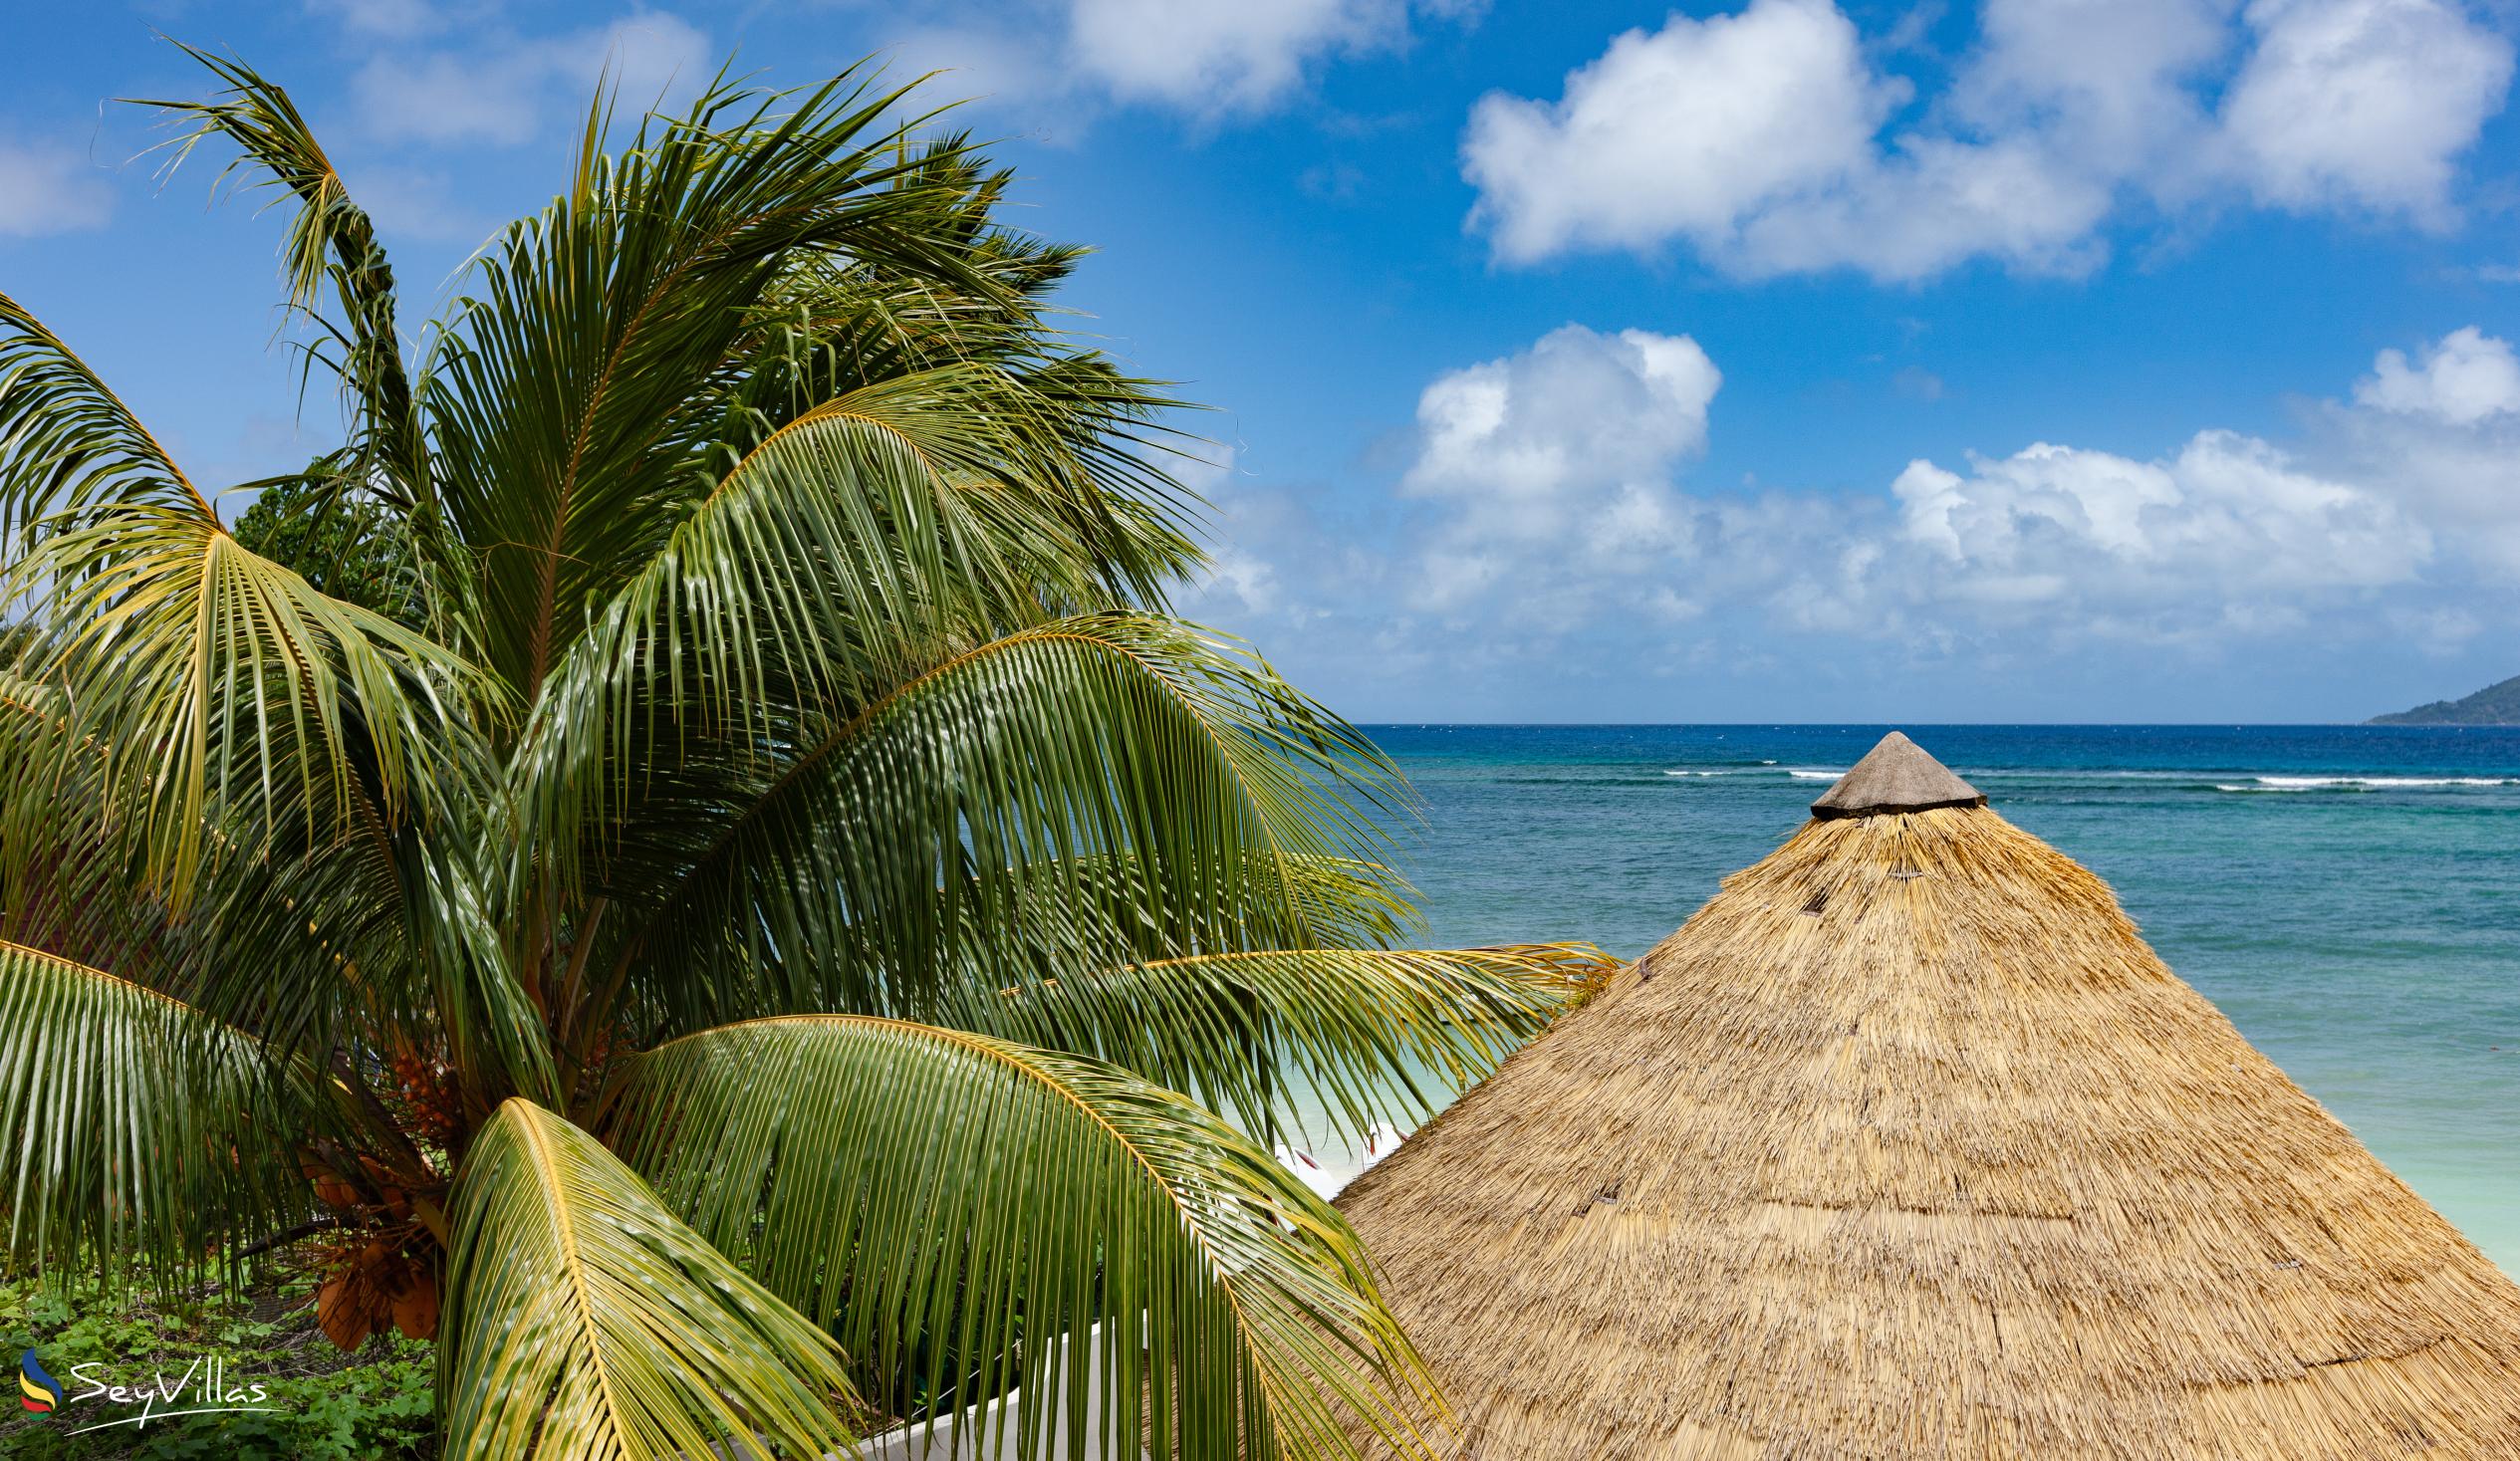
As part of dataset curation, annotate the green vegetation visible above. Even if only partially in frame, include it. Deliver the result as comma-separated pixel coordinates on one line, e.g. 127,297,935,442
0,42,1608,1461
2369,673,2520,724
231,467,414,623
0,1277,433,1459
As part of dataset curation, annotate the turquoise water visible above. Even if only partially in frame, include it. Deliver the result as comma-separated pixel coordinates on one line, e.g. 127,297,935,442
1345,725,2520,1272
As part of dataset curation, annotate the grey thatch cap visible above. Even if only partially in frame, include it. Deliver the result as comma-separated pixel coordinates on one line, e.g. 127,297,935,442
1809,730,1985,818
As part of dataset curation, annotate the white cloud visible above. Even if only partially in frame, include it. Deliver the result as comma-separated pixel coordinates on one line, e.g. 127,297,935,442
1730,133,2115,280
1200,325,2520,694
1890,431,2428,608
0,134,114,238
1457,0,2140,278
2338,418,2520,571
1068,0,1413,113
349,9,709,147
1399,325,1719,614
2329,327,2520,569
2355,326,2520,424
2219,0,2513,224
882,23,1052,113
1462,0,1891,264
305,0,447,40
882,0,1473,123
560,12,713,112
1753,337,2489,635
1954,0,2228,176
1462,0,2513,279
1170,445,1287,617
1405,326,1719,507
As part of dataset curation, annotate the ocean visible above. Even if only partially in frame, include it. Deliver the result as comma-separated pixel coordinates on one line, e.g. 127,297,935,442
1317,725,2520,1273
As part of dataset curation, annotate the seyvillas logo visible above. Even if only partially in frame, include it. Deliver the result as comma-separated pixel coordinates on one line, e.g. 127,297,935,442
14,1348,278,1435
18,1350,61,1413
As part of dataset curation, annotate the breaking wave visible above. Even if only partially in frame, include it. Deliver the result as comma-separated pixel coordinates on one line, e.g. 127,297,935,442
2214,775,2516,793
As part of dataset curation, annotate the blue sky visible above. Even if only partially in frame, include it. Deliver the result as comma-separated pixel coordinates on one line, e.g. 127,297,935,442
5,0,2518,722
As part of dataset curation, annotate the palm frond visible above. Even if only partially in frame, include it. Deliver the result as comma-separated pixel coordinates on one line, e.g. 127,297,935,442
438,1097,860,1460
614,1016,1446,1460
509,355,1221,943
0,938,310,1281
0,292,212,540
526,362,1096,773
130,45,424,497
576,614,1409,1035
937,944,1612,1147
0,660,554,1107
4,503,493,902
406,823,564,1110
420,66,999,702
744,196,1210,606
947,850,1425,982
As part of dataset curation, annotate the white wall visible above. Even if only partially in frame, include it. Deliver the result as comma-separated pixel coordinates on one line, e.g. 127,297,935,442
856,1328,1148,1461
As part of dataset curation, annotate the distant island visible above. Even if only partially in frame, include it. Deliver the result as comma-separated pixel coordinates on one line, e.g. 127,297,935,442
2370,673,2520,725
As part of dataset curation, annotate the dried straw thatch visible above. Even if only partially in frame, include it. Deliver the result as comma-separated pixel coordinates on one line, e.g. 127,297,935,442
1339,732,2520,1459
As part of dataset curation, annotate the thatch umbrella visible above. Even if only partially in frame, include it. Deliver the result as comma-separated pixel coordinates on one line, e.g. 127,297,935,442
1339,732,2520,1459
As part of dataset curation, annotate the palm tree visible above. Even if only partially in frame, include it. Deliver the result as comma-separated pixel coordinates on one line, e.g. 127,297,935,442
0,47,1608,1461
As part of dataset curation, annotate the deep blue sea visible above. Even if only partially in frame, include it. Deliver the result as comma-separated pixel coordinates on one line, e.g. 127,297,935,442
1345,725,2520,1272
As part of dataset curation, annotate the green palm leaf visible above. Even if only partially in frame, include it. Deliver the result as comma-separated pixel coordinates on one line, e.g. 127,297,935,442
514,363,1100,830
939,944,1612,1146
0,938,311,1280
743,159,1206,605
419,69,994,703
577,614,1408,1035
0,291,212,536
0,658,555,1108
614,1016,1447,1461
131,46,425,498
438,1097,861,1460
0,42,1608,1461
6,503,489,901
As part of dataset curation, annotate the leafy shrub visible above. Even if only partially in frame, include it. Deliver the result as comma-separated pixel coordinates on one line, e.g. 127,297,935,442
0,1277,434,1459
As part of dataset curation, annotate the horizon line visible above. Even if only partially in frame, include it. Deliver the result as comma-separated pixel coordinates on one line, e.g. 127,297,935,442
1341,720,2491,729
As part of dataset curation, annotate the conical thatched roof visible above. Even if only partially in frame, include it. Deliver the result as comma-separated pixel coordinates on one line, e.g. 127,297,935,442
1807,729,1984,817
1340,733,2520,1459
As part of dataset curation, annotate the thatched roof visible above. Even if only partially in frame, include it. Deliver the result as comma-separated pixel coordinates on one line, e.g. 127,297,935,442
1808,729,1984,817
1340,732,2520,1459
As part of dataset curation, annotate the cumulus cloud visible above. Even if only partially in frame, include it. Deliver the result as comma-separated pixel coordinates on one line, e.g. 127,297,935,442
349,9,709,147
2328,330,2520,571
1889,432,2428,612
1462,0,1892,264
2355,326,2520,424
1399,325,1719,615
1730,133,2117,280
1953,0,2227,177
0,134,114,238
1382,321,2439,647
2219,0,2514,224
1405,327,1719,512
1462,0,2512,279
1197,325,2520,696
